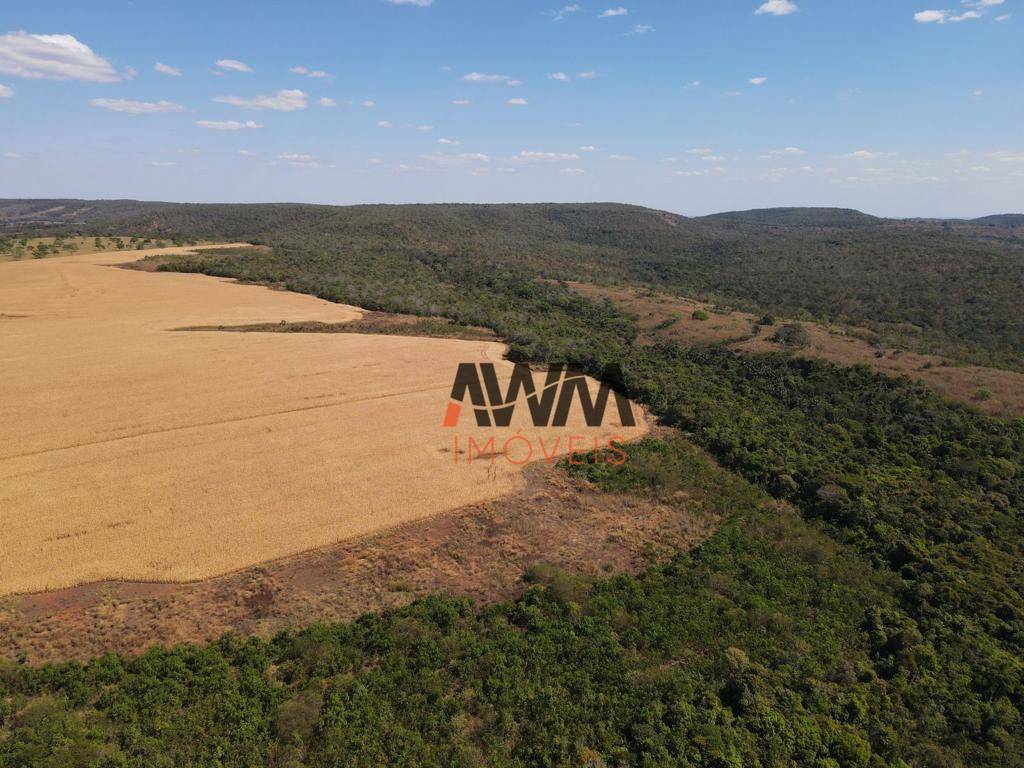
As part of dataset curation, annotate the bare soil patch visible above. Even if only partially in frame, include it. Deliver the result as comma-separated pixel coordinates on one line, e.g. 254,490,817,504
571,282,1024,418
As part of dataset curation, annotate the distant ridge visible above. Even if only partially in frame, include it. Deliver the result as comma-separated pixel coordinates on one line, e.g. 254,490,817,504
972,214,1024,227
3,197,1023,371
4,200,1022,231
700,207,884,228
0,199,160,229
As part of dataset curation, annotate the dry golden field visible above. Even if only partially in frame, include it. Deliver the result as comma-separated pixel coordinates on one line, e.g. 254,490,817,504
0,247,646,595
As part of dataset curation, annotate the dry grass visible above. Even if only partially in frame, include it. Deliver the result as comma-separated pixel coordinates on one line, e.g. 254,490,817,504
571,282,1024,418
0,247,646,595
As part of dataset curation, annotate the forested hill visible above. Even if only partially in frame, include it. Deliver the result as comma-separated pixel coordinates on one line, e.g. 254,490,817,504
0,198,161,228
973,214,1024,228
699,206,884,227
4,199,1024,369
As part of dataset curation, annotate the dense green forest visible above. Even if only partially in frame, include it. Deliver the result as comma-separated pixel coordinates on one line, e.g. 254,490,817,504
3,202,1023,766
3,199,1024,368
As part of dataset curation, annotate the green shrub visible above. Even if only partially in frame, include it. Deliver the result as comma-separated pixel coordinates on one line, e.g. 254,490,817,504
770,322,811,347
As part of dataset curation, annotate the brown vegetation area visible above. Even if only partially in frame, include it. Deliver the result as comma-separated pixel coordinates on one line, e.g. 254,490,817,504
175,311,497,342
571,282,1024,418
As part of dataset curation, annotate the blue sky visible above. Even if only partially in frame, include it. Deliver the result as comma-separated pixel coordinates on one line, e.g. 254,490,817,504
0,0,1020,217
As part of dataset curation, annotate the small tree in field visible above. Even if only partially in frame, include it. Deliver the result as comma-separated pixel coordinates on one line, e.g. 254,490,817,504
770,323,811,348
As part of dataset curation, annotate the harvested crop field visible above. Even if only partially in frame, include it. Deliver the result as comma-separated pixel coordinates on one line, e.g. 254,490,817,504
0,247,646,595
1,440,725,664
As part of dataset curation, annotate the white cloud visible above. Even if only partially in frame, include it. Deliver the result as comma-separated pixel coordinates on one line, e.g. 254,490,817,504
995,14,1011,20
416,124,435,131
150,161,178,167
359,100,375,108
0,31,123,82
756,0,798,15
760,165,816,180
600,7,629,17
387,0,434,5
154,62,181,77
750,76,768,85
579,145,596,151
216,59,253,72
278,153,320,168
687,147,715,155
452,99,471,105
377,120,393,128
290,66,331,78
971,89,984,97
238,149,255,156
700,155,727,162
989,151,1024,163
195,119,262,130
560,168,586,175
319,97,336,107
844,149,883,159
577,71,598,79
421,152,490,167
507,97,528,105
628,24,654,34
968,166,991,172
768,147,805,155
609,154,635,161
518,150,581,161
914,9,983,23
0,84,12,98
462,72,518,84
550,4,581,21
438,138,460,145
3,152,23,159
676,170,707,177
548,71,570,81
213,89,307,111
90,98,185,114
